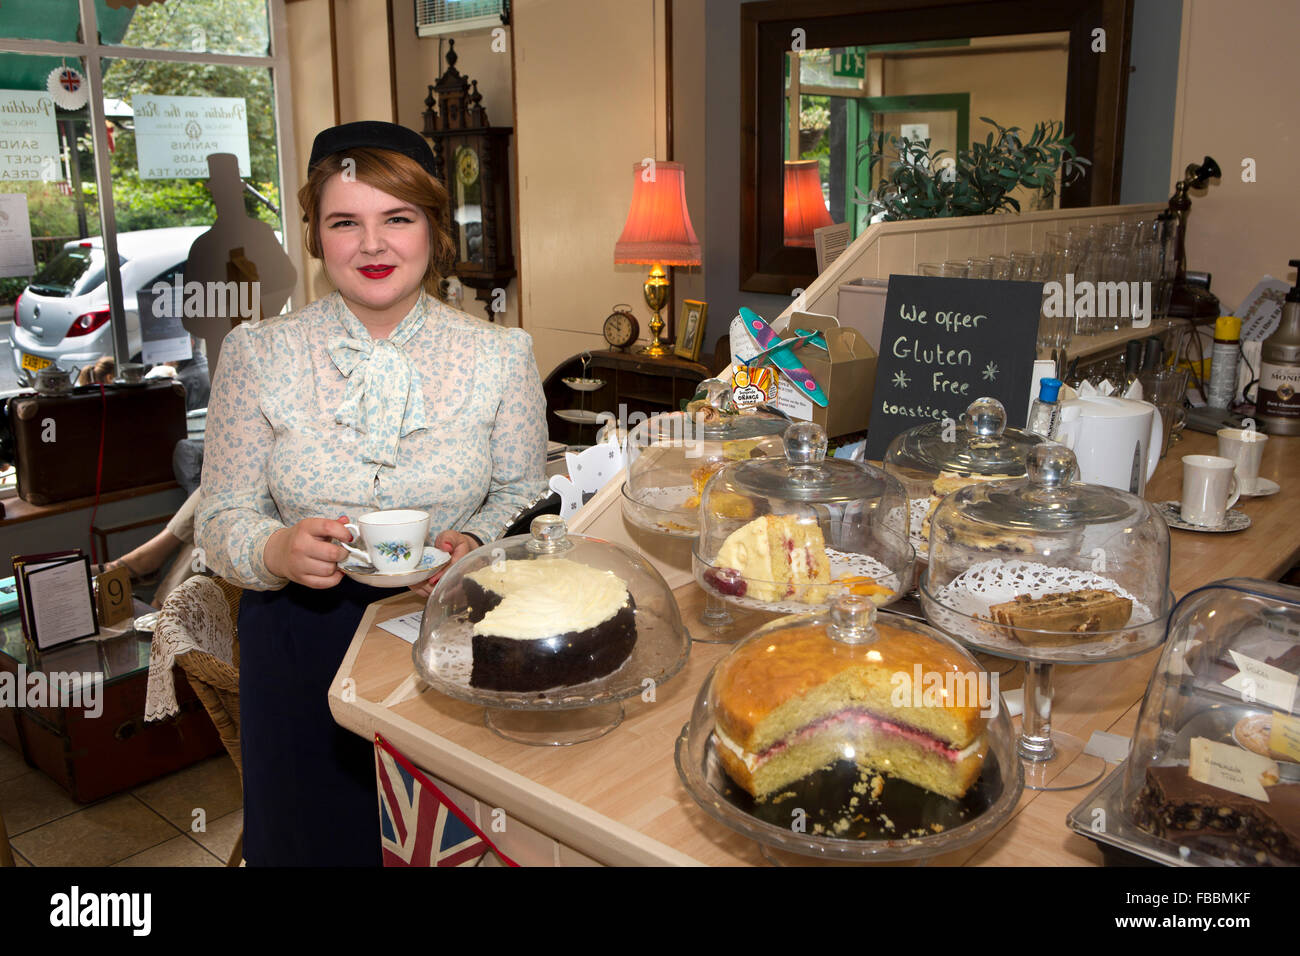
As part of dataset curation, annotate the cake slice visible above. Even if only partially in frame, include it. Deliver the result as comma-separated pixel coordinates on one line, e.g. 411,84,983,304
712,623,987,800
1132,764,1300,865
709,513,831,603
990,589,1132,645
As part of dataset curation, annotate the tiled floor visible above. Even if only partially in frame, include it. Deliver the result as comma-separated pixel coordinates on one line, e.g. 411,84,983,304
0,738,242,867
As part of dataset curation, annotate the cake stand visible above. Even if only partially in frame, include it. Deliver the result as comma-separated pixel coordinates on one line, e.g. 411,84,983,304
411,516,692,745
675,601,1024,865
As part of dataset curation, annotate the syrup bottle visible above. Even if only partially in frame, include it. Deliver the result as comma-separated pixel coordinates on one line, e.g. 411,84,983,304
1257,260,1300,435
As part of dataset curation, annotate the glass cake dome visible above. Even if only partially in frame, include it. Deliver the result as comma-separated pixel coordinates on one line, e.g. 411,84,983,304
621,408,788,538
675,594,1023,863
412,515,692,744
693,422,914,613
882,397,1045,559
919,442,1173,664
1068,579,1300,866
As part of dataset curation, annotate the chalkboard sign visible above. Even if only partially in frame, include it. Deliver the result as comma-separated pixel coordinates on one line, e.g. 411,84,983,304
864,275,1042,460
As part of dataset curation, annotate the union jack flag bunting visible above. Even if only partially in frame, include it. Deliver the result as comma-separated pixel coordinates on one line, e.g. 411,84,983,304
374,733,518,867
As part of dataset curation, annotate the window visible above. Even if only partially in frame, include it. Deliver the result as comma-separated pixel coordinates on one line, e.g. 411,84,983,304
0,0,297,401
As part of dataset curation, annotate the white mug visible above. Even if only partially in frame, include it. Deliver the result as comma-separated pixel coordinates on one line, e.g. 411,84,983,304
1217,427,1268,495
1180,455,1239,527
339,509,430,572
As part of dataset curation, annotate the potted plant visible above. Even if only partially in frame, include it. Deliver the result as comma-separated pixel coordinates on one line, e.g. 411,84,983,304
858,117,1091,221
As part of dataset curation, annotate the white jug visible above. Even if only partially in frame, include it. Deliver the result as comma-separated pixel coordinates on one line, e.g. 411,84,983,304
1055,396,1163,494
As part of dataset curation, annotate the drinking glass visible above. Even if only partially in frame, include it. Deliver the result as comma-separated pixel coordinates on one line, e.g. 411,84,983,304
1140,367,1191,455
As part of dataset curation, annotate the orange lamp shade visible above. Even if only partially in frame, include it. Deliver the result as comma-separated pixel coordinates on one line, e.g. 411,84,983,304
614,161,701,266
783,159,834,247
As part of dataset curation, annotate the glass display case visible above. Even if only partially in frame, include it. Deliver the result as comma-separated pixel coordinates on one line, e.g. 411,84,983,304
919,442,1174,789
693,422,915,614
882,397,1044,560
412,515,692,745
675,594,1023,863
621,409,788,538
1069,579,1300,866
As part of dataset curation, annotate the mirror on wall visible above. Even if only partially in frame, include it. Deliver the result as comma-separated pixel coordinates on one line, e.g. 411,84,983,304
742,0,1131,294
782,33,1070,246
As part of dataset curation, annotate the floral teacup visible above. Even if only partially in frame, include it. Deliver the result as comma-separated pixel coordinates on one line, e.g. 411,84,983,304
339,509,430,573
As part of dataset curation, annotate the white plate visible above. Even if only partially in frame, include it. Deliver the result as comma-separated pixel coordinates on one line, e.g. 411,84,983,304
562,377,605,392
133,611,159,633
1242,477,1280,497
554,408,603,424
339,546,450,588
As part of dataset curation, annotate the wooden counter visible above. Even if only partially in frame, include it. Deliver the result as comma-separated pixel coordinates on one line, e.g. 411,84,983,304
327,429,1300,866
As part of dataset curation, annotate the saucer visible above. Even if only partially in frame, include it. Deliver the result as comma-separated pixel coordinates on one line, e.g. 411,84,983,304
1156,501,1251,534
1242,477,1280,497
339,546,450,588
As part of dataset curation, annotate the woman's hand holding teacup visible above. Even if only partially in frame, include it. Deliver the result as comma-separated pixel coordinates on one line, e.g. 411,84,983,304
265,516,352,588
408,529,479,598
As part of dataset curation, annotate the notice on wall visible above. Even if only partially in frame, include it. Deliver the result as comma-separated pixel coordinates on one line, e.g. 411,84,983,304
133,94,250,180
0,193,36,278
863,275,1041,461
0,90,59,182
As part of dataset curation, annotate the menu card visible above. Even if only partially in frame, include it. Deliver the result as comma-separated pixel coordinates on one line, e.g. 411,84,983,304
864,275,1041,460
12,551,98,651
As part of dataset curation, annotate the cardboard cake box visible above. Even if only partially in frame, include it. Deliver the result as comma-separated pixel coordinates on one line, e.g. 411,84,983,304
772,312,877,438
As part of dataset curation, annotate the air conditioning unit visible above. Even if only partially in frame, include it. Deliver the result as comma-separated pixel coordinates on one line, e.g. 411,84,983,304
415,0,509,37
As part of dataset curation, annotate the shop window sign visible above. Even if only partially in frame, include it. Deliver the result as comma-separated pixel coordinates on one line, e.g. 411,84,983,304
133,94,250,180
0,90,59,182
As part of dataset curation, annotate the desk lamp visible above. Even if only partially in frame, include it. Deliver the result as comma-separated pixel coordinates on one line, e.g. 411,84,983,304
614,161,701,357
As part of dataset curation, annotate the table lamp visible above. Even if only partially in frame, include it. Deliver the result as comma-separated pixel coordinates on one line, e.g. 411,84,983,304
783,159,834,248
614,160,701,357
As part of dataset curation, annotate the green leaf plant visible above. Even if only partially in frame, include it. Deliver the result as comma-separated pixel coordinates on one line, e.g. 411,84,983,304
856,117,1091,221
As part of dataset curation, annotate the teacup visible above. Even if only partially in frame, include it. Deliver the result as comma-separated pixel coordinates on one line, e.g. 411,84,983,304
339,509,430,572
1180,455,1239,527
1217,427,1268,495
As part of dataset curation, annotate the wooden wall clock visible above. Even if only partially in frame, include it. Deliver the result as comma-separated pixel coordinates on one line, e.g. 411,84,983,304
422,39,516,307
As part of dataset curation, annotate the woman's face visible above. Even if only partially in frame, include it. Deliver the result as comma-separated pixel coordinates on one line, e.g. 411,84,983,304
318,173,431,331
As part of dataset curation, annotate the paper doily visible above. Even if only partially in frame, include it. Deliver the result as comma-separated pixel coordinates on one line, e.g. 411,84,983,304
48,66,88,110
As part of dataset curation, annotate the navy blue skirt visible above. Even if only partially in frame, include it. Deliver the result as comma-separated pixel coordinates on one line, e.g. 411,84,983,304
239,576,388,867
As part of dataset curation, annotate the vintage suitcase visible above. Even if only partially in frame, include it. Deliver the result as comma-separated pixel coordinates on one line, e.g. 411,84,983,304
0,630,224,803
7,381,187,505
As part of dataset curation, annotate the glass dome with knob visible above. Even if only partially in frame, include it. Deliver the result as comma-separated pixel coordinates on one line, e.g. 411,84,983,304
883,397,1045,560
693,421,914,613
674,592,1023,863
411,514,692,745
919,442,1174,790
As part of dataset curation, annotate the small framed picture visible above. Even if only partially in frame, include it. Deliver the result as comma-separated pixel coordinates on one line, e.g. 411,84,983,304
674,299,708,362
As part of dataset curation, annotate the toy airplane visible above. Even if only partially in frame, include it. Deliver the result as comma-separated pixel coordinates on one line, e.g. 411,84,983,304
737,307,829,407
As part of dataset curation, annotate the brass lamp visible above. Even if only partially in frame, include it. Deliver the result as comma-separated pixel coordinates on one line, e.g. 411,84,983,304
614,161,701,357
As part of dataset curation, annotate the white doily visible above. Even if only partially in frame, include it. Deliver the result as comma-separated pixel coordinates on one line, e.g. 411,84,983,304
702,548,902,614
929,559,1155,657
146,576,234,722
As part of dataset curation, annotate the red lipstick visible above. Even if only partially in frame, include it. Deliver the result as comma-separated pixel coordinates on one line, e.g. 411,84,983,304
359,265,395,279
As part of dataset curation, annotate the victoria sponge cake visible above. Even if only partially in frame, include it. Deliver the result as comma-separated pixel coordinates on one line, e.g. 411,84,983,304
711,620,987,800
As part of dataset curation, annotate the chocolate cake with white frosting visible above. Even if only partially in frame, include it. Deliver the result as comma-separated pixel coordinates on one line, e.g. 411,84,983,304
464,558,637,691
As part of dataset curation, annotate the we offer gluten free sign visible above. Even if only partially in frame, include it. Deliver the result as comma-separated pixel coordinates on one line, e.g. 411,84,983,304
863,275,1041,460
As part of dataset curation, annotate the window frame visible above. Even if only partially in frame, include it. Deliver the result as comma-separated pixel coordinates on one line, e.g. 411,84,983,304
0,0,301,370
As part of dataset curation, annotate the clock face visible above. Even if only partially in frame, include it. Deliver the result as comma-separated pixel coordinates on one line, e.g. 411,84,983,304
455,145,480,186
603,310,639,349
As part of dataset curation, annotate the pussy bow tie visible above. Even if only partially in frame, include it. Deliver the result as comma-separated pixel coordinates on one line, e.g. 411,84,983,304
327,295,429,467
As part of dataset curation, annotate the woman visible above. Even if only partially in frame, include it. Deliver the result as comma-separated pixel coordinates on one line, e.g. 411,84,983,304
76,356,116,385
195,121,548,866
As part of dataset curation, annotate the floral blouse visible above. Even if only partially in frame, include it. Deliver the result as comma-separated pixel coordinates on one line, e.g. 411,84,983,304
195,291,548,590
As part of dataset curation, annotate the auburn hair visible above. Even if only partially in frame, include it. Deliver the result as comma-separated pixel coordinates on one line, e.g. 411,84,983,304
298,147,455,298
